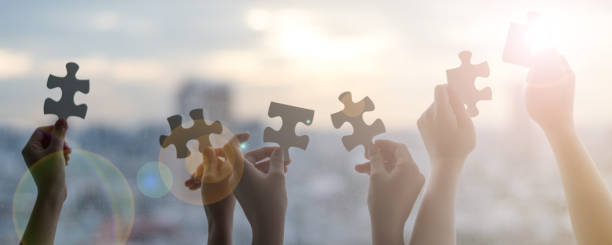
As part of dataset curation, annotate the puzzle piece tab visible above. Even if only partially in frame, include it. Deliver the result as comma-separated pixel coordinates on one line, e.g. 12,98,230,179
160,108,223,158
331,92,385,153
446,51,492,117
44,62,90,119
263,102,314,159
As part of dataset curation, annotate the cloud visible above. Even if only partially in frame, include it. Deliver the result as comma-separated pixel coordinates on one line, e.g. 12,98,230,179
92,11,120,31
0,50,32,79
41,56,177,86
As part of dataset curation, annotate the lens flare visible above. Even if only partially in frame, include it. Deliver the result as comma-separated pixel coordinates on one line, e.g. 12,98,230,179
137,161,172,198
13,149,134,245
158,121,243,205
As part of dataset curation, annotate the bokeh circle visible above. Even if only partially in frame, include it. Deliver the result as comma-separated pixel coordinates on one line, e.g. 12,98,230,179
158,120,244,205
13,149,134,245
137,161,172,198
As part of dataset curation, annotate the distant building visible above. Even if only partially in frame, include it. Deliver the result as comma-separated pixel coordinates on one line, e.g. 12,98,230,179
177,78,233,125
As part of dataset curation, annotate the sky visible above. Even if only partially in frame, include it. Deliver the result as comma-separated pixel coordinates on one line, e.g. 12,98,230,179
1,0,612,130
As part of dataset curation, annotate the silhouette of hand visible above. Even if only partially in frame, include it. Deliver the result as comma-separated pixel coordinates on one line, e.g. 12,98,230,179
418,84,475,172
189,133,249,245
21,119,71,198
525,51,575,133
234,146,287,245
365,140,424,244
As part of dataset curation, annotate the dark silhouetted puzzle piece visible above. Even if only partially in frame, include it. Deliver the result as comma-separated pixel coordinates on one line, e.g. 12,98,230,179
44,62,90,119
263,102,314,159
160,108,223,158
331,91,385,152
446,51,492,117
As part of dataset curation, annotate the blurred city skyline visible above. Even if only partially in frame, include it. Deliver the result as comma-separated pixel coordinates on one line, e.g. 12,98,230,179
1,1,612,131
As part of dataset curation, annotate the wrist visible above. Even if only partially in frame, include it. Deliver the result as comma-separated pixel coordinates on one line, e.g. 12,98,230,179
371,220,404,245
207,223,233,245
251,219,285,245
544,125,577,142
429,157,465,178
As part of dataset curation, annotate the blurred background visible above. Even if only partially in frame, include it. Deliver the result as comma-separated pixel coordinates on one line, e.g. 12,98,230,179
2,0,612,244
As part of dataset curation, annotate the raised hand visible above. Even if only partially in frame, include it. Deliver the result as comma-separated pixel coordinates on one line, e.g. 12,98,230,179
525,52,612,244
233,146,288,245
20,119,71,245
196,133,249,245
525,51,575,133
364,140,424,245
410,84,475,245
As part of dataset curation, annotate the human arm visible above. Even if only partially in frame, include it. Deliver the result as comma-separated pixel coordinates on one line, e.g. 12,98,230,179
525,52,612,244
20,119,70,245
356,140,425,245
410,85,475,245
233,145,287,245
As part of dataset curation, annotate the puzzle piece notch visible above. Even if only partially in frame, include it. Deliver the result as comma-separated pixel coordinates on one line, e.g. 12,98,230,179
44,62,90,119
331,91,385,152
263,102,314,159
446,51,492,117
160,108,223,158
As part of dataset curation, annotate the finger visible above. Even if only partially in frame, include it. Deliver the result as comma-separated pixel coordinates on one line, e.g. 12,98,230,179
185,177,201,190
369,145,386,176
255,160,270,173
447,86,473,130
245,147,277,163
202,147,216,181
255,160,290,173
26,126,52,147
64,152,70,165
434,85,456,124
355,162,370,173
224,133,249,166
268,148,285,176
394,144,417,172
214,147,225,158
418,102,435,131
374,139,399,162
355,161,395,174
48,119,68,151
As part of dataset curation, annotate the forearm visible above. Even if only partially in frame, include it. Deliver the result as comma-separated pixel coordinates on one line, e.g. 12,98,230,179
371,220,404,245
21,191,65,245
251,220,284,245
207,222,233,245
410,163,461,245
546,128,612,244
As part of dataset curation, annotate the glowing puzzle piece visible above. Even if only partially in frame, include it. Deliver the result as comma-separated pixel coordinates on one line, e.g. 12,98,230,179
44,62,90,119
502,12,541,67
160,108,223,158
446,51,492,117
263,102,314,159
331,91,385,153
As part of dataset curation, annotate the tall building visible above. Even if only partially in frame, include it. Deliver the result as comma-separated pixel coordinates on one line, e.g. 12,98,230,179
177,78,233,125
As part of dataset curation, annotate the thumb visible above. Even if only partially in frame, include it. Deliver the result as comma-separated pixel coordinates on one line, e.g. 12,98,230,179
268,147,285,176
48,119,67,151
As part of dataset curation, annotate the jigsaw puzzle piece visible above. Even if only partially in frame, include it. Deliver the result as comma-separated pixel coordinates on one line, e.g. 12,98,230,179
190,109,223,153
502,12,541,67
263,102,314,159
331,91,386,153
446,51,492,117
159,108,223,159
341,118,385,151
43,62,90,119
